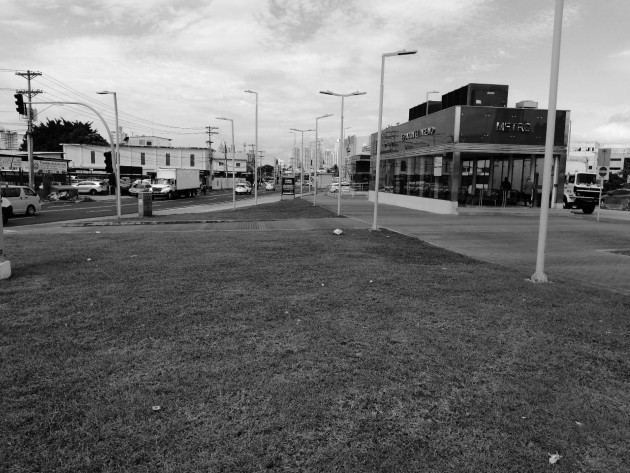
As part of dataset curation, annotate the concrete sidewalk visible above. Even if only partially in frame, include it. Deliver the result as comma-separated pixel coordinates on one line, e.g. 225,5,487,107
310,194,630,296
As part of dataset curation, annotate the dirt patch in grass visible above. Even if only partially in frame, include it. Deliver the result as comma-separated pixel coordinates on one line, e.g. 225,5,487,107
128,198,338,223
1,225,629,472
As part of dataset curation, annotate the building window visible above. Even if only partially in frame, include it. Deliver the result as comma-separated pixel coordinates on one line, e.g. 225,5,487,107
190,154,195,167
147,141,152,146
236,163,241,167
166,153,170,166
91,151,95,164
139,140,145,145
141,152,146,165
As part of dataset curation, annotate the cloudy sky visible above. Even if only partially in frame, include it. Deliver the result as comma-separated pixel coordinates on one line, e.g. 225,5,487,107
2,0,629,165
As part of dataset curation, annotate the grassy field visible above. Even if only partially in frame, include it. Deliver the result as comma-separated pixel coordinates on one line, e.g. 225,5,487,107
1,200,629,472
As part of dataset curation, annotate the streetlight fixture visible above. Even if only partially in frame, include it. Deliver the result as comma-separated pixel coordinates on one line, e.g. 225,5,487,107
425,90,439,116
290,128,314,199
371,49,417,230
96,91,121,220
319,90,367,216
314,113,333,206
244,90,259,204
216,117,236,211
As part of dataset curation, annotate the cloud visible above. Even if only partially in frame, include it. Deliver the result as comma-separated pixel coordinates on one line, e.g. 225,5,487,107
590,122,630,144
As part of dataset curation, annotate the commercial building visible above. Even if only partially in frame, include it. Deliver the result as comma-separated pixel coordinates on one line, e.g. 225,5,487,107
62,136,250,187
370,83,570,214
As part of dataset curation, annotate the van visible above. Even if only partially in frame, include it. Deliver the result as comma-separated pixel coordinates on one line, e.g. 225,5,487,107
0,185,42,216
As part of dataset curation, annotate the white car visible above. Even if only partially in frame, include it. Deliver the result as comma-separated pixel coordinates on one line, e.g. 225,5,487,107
330,182,350,193
73,180,107,195
235,183,252,195
128,182,153,197
1,185,42,216
265,182,275,191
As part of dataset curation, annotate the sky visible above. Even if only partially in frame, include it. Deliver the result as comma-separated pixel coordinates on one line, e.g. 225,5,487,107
2,0,630,166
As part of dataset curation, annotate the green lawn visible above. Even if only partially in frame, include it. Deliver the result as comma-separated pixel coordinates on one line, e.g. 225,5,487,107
1,199,629,472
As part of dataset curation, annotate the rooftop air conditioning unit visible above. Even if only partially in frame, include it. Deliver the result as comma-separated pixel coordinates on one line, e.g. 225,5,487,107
516,100,538,109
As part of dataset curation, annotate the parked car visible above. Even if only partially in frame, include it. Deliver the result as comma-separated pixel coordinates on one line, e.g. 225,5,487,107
265,182,275,191
73,180,107,195
600,188,630,211
329,182,350,193
2,196,12,225
235,183,252,195
1,185,42,216
128,182,153,198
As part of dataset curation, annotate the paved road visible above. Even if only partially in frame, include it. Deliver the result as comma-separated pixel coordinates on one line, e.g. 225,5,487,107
313,195,630,297
7,189,254,226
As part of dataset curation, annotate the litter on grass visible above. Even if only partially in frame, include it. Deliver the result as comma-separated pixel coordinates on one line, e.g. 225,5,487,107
548,453,561,464
333,229,343,235
152,406,161,411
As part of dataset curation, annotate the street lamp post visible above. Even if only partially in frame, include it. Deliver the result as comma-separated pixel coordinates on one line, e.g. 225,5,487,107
531,0,565,283
314,113,333,206
96,91,122,220
290,128,314,199
244,90,258,204
217,117,236,211
425,90,439,116
371,49,417,230
288,131,296,171
319,90,367,216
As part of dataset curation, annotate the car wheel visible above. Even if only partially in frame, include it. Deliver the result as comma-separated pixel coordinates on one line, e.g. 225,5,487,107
2,213,7,225
26,205,36,216
582,204,595,214
90,189,97,196
562,197,571,209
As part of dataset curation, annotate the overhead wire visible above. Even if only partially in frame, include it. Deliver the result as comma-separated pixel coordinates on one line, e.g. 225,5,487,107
5,70,233,149
34,74,209,136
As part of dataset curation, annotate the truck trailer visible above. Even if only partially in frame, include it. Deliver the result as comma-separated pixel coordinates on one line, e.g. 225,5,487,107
152,168,199,199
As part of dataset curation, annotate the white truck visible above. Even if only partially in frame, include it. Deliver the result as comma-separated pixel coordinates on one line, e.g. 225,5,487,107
152,168,199,199
563,172,601,214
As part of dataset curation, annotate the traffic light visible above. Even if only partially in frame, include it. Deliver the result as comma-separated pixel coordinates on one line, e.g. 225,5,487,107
14,94,25,115
104,151,113,174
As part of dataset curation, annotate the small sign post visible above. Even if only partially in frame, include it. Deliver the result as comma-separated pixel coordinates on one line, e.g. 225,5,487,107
597,166,608,222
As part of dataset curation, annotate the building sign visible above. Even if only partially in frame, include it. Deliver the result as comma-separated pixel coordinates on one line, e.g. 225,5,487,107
31,159,68,174
401,126,436,141
0,157,22,171
495,122,531,133
459,107,567,146
1,157,68,173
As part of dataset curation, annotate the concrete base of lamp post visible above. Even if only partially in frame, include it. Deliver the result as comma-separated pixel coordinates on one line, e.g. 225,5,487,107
0,260,11,279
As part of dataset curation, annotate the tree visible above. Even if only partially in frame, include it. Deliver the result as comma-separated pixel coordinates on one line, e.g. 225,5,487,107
20,118,109,152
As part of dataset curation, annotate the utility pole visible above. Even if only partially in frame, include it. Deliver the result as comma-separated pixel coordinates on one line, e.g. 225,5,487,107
206,126,218,186
15,70,42,188
258,150,265,180
223,142,229,177
249,144,256,184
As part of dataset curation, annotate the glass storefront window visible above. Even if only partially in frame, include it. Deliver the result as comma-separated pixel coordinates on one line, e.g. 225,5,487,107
377,155,453,201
